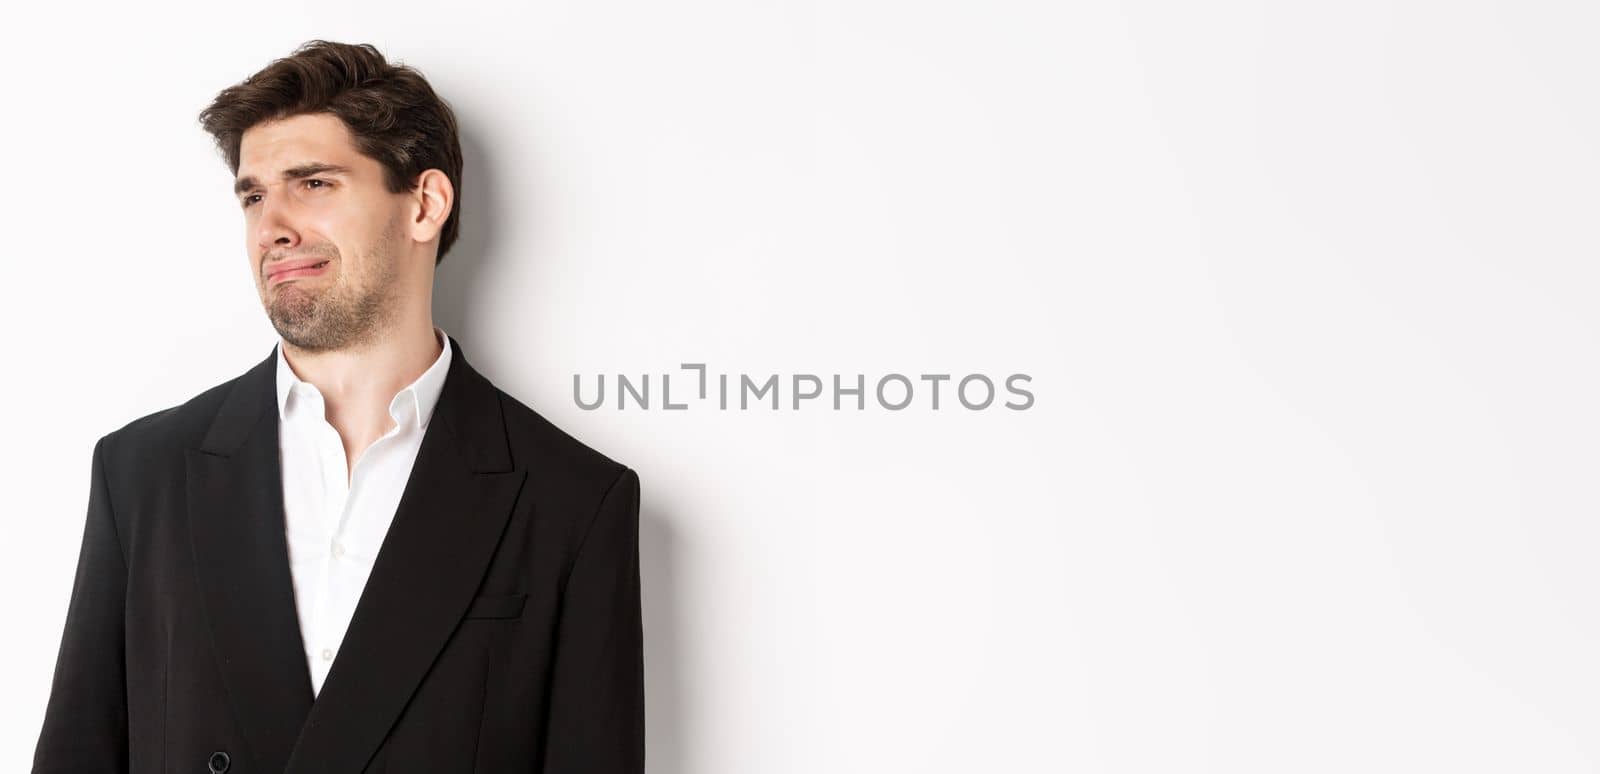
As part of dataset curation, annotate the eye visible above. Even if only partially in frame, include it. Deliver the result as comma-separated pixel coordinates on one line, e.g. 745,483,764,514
303,178,330,190
241,193,261,208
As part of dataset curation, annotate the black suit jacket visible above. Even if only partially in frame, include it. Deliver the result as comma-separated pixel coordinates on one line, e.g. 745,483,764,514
33,335,644,774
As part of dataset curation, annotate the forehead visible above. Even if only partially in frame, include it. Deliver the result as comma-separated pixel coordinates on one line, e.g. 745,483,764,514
238,113,365,173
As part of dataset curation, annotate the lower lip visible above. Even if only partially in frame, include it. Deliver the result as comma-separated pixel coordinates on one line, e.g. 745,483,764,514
270,263,330,284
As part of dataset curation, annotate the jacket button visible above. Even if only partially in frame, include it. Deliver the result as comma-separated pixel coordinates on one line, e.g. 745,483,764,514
208,750,231,773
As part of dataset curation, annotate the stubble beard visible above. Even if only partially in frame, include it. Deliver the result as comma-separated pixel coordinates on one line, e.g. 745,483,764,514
263,222,403,353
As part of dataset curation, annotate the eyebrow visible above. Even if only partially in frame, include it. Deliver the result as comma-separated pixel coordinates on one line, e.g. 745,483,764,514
234,162,352,196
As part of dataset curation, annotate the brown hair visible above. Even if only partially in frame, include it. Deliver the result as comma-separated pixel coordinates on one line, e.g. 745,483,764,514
198,40,464,264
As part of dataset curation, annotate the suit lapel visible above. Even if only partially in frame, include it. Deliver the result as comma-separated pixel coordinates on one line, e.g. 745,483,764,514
186,348,313,774
188,336,528,774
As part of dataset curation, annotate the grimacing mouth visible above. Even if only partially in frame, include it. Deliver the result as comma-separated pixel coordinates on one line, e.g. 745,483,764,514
265,259,332,282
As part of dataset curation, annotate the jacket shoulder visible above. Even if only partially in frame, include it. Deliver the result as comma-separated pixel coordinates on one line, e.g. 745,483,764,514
491,387,639,577
95,370,250,467
495,387,632,483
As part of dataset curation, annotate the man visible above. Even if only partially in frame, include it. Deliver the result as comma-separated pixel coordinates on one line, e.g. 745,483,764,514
32,40,644,774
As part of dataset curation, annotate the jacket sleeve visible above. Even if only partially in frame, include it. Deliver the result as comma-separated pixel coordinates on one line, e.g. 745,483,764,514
540,466,645,774
33,435,129,774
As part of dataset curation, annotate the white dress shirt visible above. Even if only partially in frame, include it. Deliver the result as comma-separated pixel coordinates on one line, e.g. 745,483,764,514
275,326,452,697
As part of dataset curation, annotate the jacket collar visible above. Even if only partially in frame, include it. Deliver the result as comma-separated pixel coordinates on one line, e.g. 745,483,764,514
186,334,527,774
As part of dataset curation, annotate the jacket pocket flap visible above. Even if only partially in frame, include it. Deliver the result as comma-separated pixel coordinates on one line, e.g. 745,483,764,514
463,593,527,619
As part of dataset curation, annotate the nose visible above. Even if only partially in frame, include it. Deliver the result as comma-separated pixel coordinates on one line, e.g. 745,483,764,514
254,188,302,254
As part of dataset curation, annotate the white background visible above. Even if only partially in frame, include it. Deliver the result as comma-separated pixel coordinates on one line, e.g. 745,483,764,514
3,1,1597,771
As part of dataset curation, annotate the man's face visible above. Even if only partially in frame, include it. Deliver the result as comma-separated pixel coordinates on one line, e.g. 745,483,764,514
236,112,408,352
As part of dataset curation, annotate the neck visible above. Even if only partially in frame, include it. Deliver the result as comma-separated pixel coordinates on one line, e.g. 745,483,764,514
280,317,443,420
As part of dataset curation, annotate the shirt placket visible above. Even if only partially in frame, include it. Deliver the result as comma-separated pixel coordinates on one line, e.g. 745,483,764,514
310,400,352,690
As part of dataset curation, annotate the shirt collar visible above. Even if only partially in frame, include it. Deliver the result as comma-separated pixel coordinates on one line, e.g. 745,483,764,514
274,326,453,431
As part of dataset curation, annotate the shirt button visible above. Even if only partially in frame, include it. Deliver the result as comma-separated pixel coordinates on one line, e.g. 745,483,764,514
332,542,346,558
321,648,335,661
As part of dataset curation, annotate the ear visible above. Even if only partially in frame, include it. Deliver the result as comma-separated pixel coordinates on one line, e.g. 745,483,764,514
406,169,455,246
